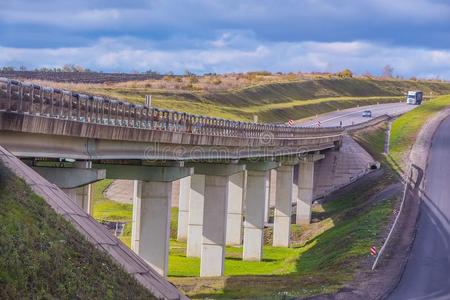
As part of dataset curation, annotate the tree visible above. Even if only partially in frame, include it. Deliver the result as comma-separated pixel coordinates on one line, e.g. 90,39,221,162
382,65,394,78
338,68,353,78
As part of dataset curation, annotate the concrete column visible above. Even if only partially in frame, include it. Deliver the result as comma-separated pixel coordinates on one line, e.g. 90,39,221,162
243,170,268,261
292,164,299,204
177,176,191,241
201,175,229,277
226,171,245,246
131,180,172,276
61,161,94,215
273,165,294,247
263,171,271,223
297,161,315,225
186,175,205,258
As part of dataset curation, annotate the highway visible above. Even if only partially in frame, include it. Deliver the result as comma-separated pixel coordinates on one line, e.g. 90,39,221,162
296,102,416,127
388,115,450,300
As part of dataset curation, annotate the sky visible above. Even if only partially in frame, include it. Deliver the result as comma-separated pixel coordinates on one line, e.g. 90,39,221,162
1,0,450,78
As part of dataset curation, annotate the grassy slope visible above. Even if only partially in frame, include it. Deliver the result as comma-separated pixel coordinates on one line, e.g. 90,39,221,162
0,165,154,300
56,78,450,122
389,95,450,173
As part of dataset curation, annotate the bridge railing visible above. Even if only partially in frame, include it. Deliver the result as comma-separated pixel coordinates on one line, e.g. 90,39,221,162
0,78,342,139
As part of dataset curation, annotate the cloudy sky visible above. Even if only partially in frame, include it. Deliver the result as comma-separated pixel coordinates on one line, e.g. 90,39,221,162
1,0,450,77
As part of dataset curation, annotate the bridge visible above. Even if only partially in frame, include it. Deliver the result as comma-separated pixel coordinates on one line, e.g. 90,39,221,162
0,78,348,297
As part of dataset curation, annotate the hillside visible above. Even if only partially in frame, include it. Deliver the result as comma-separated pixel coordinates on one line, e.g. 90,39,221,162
13,75,450,122
0,163,155,300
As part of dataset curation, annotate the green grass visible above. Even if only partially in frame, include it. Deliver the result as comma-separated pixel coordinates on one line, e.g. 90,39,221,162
171,198,395,299
92,179,133,222
389,95,450,172
0,164,155,299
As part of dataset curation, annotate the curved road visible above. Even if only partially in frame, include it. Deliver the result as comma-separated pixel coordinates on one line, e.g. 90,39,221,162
388,115,450,300
296,102,416,127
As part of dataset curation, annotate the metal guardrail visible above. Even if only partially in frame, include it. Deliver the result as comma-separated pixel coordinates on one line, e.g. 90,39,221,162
344,115,391,132
0,77,342,139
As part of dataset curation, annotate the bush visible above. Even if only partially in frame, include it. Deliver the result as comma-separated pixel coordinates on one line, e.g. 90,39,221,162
338,69,353,78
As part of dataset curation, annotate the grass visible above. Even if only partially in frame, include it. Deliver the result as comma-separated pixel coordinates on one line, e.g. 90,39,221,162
389,95,450,172
0,164,155,300
92,179,133,222
171,197,395,299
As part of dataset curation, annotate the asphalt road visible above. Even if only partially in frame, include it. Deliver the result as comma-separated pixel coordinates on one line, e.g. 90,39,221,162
296,102,417,127
388,115,450,300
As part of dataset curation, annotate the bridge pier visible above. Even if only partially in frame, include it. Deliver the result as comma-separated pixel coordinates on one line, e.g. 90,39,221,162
177,176,191,242
32,160,105,215
94,163,193,276
188,163,245,277
296,153,324,225
186,174,205,258
243,161,279,261
273,164,295,247
132,180,172,276
225,171,245,246
62,185,93,214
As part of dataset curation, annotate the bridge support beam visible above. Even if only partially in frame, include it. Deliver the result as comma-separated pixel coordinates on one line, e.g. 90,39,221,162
264,171,271,223
177,176,191,242
243,161,280,261
131,180,172,276
225,171,245,246
273,165,294,247
296,153,324,225
49,161,103,215
201,174,230,276
186,174,205,258
125,165,193,276
188,163,246,277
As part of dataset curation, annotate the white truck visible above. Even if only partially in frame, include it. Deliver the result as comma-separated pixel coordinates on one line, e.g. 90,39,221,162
406,91,423,105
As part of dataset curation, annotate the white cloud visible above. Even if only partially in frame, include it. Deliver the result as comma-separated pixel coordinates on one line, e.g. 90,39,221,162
1,37,450,79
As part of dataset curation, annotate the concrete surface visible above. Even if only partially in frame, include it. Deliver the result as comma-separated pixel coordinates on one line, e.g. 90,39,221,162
225,172,245,246
388,115,450,299
243,170,268,261
132,181,172,277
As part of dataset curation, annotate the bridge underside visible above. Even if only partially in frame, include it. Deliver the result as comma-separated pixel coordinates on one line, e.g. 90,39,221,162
0,110,340,160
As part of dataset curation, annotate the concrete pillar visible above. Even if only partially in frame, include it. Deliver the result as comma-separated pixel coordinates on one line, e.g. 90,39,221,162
273,165,294,247
243,170,268,261
297,161,315,225
177,176,191,241
131,180,172,276
264,171,271,223
61,161,94,215
292,164,299,204
201,175,229,277
186,175,205,258
226,171,245,246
